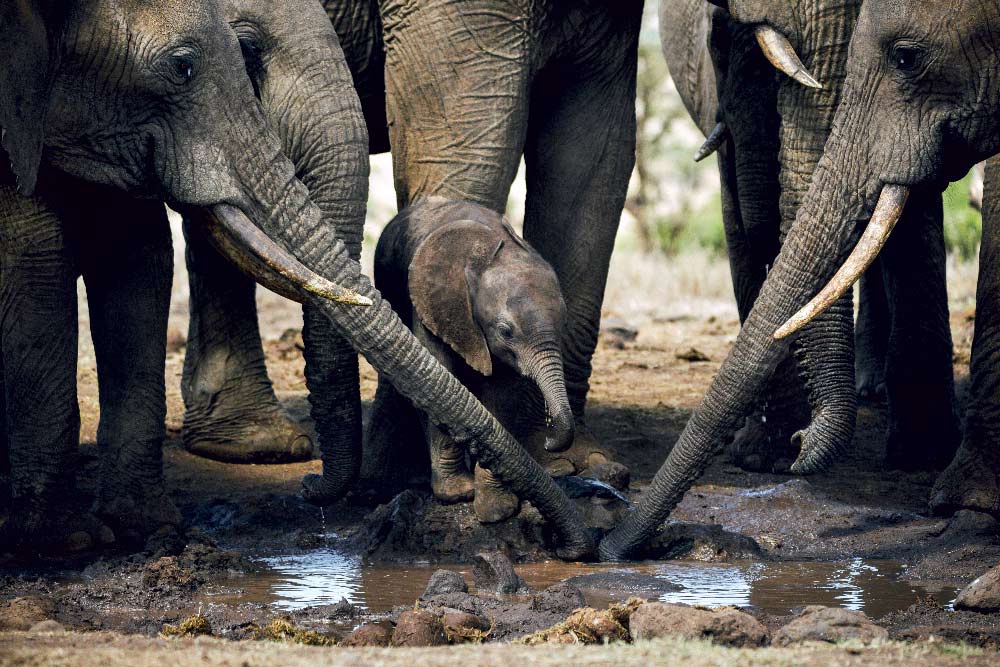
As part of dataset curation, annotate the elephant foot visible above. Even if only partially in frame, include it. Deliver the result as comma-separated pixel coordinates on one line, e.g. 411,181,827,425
930,438,1000,517
182,403,314,464
855,368,886,403
727,411,798,473
473,464,520,524
97,487,183,547
1,508,116,555
431,469,475,504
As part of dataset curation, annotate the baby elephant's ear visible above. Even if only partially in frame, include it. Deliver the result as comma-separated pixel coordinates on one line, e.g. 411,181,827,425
0,0,59,195
410,220,497,376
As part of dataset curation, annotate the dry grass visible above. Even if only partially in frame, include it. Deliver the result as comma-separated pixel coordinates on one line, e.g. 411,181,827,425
0,631,993,667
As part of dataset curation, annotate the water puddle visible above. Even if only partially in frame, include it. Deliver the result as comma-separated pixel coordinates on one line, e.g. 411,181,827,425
211,549,958,618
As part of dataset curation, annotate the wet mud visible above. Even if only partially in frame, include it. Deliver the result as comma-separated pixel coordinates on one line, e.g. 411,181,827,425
2,307,999,648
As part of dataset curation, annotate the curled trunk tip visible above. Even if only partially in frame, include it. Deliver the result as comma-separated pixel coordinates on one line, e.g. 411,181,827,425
755,26,823,90
694,122,728,162
775,184,910,340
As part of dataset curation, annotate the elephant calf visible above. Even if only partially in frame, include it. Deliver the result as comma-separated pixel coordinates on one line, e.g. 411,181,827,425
371,197,573,523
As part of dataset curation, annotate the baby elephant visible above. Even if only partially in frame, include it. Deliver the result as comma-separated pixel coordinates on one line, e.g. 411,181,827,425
373,197,573,523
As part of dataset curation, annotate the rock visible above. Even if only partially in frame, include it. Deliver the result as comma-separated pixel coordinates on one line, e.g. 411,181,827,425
566,570,680,602
773,606,888,646
529,582,587,614
0,596,55,631
955,564,1000,612
165,328,186,354
629,603,768,647
441,611,489,643
142,556,197,591
601,317,639,342
676,347,710,362
473,551,528,595
341,621,394,647
423,570,469,598
564,607,628,643
582,462,631,492
642,522,763,562
546,458,577,478
391,609,447,647
28,620,65,633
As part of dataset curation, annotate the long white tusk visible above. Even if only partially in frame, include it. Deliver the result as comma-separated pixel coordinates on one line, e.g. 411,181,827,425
755,25,823,90
774,184,910,340
694,122,728,162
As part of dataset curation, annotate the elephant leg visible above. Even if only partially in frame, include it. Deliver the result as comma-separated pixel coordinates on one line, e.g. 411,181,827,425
521,9,641,435
855,260,890,401
180,218,313,463
79,197,181,544
880,188,959,471
0,182,108,552
428,422,474,503
932,159,1000,514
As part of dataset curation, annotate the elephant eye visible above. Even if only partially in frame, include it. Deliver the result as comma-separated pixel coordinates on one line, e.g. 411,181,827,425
889,43,925,74
496,322,514,340
167,53,197,85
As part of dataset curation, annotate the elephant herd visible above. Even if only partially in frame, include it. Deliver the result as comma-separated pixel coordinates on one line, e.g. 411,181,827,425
0,0,999,562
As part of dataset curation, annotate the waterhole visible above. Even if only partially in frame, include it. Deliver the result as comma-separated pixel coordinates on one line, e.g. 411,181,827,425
210,548,957,618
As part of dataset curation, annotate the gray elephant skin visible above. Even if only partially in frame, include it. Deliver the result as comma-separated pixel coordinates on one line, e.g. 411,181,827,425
0,0,594,559
600,0,1000,560
179,0,644,482
372,197,573,524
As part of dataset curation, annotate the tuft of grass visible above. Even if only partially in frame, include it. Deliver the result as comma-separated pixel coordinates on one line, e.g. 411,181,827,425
943,171,982,261
161,615,212,638
250,618,334,646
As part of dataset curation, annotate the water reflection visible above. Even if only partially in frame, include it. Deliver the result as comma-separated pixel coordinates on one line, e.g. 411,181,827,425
229,551,957,617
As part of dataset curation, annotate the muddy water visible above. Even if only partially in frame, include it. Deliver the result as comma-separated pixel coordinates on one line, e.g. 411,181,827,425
209,546,957,619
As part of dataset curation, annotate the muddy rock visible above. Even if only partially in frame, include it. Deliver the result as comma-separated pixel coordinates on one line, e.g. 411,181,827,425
141,556,197,591
442,611,490,643
582,462,631,492
565,570,680,603
546,458,577,478
955,564,1000,612
423,570,469,598
600,317,638,349
0,596,55,631
529,582,587,614
773,606,888,646
341,621,394,647
629,602,768,647
391,609,447,647
473,551,528,595
641,521,763,562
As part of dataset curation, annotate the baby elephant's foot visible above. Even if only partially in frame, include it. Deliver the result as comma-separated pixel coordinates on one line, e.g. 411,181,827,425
183,405,314,464
473,464,521,524
97,488,182,547
930,437,1000,517
432,470,475,504
728,413,798,473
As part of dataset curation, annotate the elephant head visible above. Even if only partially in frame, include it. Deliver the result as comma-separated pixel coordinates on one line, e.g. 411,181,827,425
600,0,1000,561
407,209,574,454
0,0,594,559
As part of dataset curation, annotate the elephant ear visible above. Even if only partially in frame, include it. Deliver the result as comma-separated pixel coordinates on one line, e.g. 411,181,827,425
0,0,59,195
409,220,498,376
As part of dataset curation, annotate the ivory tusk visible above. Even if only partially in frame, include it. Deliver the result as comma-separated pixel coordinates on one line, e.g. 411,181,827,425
755,25,823,89
774,184,909,340
694,122,728,162
203,204,372,307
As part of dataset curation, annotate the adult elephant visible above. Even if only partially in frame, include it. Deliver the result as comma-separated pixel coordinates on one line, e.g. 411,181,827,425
662,0,959,473
0,0,592,558
600,0,1000,560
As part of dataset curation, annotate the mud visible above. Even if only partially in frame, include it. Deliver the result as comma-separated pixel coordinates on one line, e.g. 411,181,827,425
2,279,999,649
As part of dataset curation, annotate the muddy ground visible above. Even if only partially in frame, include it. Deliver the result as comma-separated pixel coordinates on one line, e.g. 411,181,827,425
1,243,999,662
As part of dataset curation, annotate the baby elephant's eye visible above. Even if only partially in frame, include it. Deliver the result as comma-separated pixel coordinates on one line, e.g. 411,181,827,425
889,43,924,74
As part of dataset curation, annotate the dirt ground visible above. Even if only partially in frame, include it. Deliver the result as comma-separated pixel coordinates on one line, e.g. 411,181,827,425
2,230,999,662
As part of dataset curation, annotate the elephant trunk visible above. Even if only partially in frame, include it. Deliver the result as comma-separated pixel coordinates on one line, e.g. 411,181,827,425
218,126,594,560
599,78,883,559
771,0,861,473
240,4,369,504
523,343,575,454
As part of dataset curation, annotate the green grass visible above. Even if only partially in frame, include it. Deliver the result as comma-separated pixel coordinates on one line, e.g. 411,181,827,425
943,170,982,261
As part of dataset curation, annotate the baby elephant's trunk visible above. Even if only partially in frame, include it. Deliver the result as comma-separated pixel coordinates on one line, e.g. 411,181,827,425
525,344,575,453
